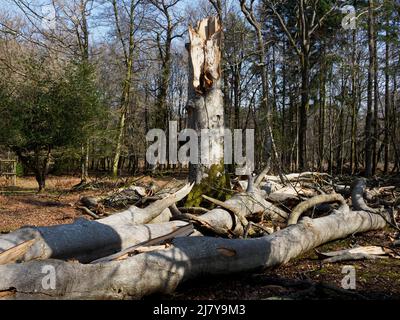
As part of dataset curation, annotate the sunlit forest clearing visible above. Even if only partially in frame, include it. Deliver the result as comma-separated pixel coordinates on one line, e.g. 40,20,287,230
0,0,399,300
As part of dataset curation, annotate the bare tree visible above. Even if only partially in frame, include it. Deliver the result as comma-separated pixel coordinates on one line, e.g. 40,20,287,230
111,0,138,177
265,0,336,171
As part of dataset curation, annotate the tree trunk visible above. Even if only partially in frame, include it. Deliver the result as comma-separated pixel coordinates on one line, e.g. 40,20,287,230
186,17,225,184
80,140,90,183
34,147,51,193
319,47,326,171
384,20,390,174
365,0,375,177
299,54,309,171
350,29,358,175
112,0,135,177
372,9,379,175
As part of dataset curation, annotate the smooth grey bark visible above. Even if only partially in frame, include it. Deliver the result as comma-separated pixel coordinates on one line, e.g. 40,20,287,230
0,206,389,300
0,184,193,263
188,189,288,236
287,193,346,225
0,177,391,299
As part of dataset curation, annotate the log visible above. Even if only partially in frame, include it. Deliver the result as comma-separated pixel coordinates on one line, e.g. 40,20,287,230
320,253,388,263
316,246,398,263
183,189,288,237
0,184,193,263
351,178,372,212
264,172,331,183
266,185,317,204
0,220,190,264
0,206,390,299
351,178,397,229
287,193,346,225
91,223,194,263
201,194,249,229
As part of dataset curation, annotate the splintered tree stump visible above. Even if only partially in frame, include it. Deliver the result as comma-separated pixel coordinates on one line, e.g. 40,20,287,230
187,17,225,184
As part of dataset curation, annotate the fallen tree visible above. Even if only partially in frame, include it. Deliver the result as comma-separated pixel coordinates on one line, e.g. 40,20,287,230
0,177,287,264
0,184,194,263
0,176,394,299
0,203,390,299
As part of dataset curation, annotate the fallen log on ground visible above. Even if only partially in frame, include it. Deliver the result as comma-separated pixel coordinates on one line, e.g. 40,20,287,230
263,172,331,184
175,189,288,237
316,246,398,263
0,184,194,263
0,204,390,299
287,193,346,225
0,175,395,299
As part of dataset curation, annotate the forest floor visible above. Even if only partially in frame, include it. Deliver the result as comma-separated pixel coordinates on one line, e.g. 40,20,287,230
0,175,399,300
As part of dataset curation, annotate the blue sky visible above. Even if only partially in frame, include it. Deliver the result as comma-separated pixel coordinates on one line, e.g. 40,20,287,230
0,0,197,44
0,0,110,42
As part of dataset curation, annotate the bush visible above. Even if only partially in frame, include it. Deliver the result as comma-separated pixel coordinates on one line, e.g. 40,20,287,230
16,162,24,177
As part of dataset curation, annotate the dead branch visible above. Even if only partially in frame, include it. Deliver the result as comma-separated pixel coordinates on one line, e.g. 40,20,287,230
91,223,194,263
177,207,210,215
287,193,347,225
77,206,100,220
254,160,271,187
202,194,249,229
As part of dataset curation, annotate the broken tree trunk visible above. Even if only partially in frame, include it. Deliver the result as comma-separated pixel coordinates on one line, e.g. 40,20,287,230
0,184,193,263
0,204,390,299
178,188,288,237
186,17,225,184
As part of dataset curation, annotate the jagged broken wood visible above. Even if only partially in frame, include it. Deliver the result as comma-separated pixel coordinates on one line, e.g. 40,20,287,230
0,239,36,265
186,16,225,183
